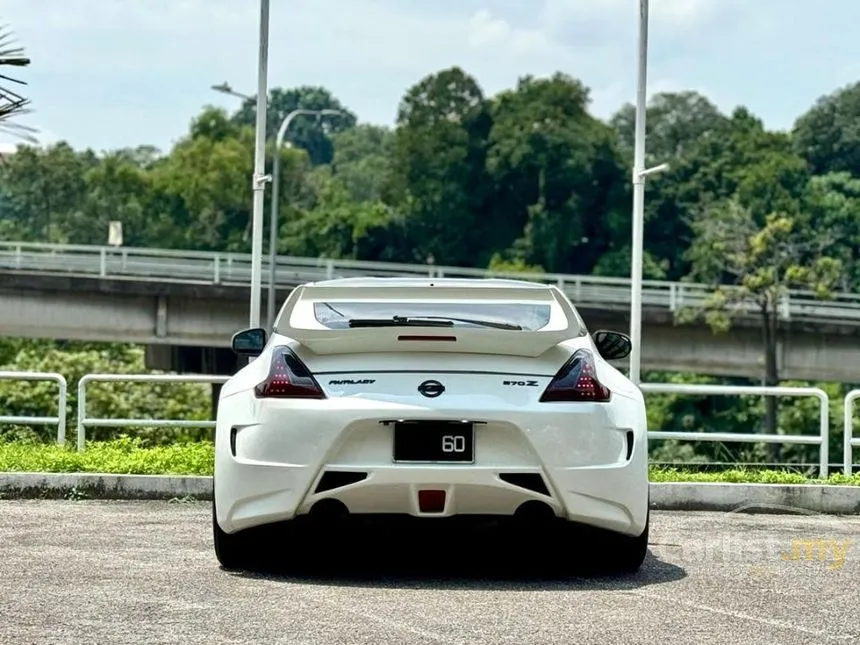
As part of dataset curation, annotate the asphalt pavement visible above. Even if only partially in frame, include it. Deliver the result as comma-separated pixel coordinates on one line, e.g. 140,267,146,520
1,500,858,644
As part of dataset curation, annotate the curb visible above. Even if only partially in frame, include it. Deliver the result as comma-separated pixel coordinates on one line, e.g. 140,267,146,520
649,482,860,514
0,473,858,514
0,472,212,501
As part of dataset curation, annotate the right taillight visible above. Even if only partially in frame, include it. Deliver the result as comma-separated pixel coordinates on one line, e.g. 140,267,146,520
254,347,326,399
540,348,611,402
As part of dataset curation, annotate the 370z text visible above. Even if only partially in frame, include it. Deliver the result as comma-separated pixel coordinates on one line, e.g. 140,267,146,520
502,380,538,387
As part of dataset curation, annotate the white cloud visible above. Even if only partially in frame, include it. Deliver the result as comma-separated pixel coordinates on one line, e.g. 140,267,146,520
466,9,565,60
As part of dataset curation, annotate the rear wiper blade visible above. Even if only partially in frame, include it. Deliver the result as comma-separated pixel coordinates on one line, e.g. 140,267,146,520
347,316,522,330
348,316,454,328
409,315,522,330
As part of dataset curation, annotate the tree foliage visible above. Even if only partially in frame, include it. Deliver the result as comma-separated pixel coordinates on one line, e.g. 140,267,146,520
793,81,860,176
486,74,628,274
679,200,840,448
232,86,357,165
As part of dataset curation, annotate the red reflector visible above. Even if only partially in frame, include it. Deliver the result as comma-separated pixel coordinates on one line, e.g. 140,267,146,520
398,335,457,342
418,489,446,513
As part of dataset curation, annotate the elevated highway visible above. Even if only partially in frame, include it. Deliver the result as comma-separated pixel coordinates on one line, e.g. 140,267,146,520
1,242,859,382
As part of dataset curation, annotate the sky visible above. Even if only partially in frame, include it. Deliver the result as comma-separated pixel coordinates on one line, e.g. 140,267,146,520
2,0,859,154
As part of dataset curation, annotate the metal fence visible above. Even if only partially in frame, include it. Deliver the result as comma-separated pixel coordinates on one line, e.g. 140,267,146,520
1,371,858,475
4,240,860,323
0,371,67,444
75,373,229,452
843,389,860,476
640,383,831,478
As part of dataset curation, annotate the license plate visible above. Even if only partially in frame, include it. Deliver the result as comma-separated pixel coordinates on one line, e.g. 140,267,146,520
393,421,475,463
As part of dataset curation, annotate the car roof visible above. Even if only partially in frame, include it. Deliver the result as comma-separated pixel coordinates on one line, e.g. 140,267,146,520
305,276,552,290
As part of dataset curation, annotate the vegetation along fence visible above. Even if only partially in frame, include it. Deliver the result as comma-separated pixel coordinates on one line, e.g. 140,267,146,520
1,371,859,476
640,383,831,477
75,373,230,452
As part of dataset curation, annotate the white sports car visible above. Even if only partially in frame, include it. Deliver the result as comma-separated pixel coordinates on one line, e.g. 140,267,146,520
213,277,650,572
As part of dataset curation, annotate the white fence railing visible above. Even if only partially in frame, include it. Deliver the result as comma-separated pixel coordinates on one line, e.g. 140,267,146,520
843,389,860,476
3,241,860,323
640,384,831,477
2,371,859,475
0,371,67,445
76,373,229,451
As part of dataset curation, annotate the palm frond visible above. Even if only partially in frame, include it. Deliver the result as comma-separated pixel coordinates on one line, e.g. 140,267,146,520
0,21,36,143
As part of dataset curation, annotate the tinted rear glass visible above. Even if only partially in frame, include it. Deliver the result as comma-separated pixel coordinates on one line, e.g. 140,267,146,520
313,301,553,331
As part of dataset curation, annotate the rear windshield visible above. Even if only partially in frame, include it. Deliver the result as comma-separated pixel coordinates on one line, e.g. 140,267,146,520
313,301,553,331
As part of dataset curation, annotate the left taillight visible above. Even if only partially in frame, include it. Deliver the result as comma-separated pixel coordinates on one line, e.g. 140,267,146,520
540,348,611,402
254,347,326,399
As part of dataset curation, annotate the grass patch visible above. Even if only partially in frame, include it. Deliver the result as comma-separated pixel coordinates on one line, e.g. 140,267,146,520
0,437,213,475
0,439,857,485
650,466,860,486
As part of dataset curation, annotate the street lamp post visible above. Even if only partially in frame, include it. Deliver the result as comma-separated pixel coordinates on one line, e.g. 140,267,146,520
628,0,668,385
266,108,343,331
210,82,254,101
248,0,271,329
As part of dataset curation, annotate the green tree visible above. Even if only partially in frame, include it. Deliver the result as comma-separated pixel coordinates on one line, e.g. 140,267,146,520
385,66,493,265
610,91,730,166
190,105,243,142
792,81,860,176
147,107,313,253
148,116,256,251
231,86,357,165
329,124,395,203
802,172,860,291
112,145,162,169
59,152,152,246
283,170,396,260
486,253,544,274
606,92,730,280
635,107,810,280
485,73,628,274
0,143,99,241
679,199,841,448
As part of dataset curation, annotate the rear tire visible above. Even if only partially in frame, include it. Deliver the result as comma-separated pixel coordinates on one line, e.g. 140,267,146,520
212,498,253,571
602,513,649,574
555,511,649,575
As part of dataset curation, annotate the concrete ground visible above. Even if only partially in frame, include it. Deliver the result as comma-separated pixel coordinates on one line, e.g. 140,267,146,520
0,500,858,645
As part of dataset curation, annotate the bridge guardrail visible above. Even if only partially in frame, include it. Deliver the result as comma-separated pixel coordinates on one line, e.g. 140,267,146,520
75,374,229,452
0,371,67,445
641,383,831,478
3,241,860,323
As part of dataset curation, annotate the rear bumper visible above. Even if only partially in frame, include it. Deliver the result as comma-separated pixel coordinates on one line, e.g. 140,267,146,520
214,397,649,537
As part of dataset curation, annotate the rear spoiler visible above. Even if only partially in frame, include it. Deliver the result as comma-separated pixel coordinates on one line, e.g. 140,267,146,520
272,281,585,358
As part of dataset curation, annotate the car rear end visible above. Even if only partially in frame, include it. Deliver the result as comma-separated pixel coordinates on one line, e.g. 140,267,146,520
214,279,649,542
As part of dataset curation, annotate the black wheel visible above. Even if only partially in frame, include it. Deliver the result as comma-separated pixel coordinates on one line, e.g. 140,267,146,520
212,499,252,570
555,511,649,575
602,512,649,574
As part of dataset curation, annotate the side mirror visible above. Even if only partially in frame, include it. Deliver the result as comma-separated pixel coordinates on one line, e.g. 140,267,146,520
231,327,267,357
592,330,632,361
